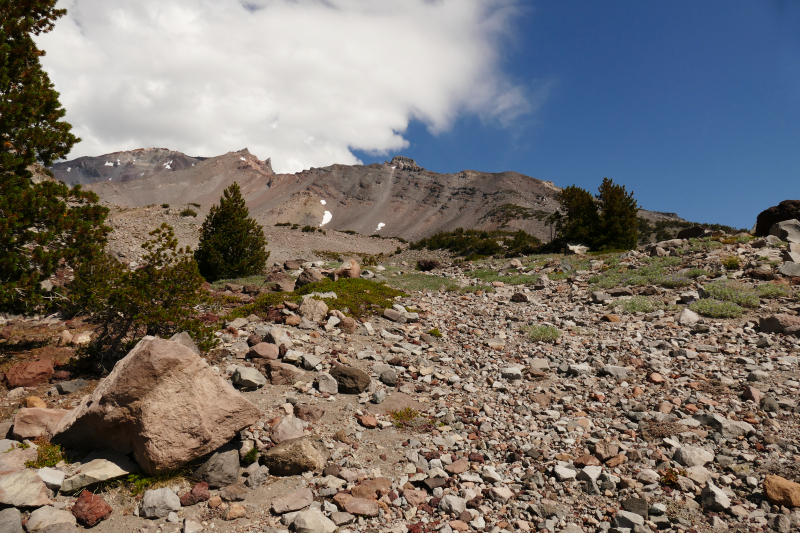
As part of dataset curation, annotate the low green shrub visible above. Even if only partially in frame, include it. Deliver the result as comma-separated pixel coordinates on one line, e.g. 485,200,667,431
427,328,442,338
411,228,542,260
721,255,741,270
757,283,790,299
161,203,170,208
179,208,197,217
24,438,67,468
689,298,746,318
612,296,670,314
525,324,561,343
275,222,292,227
703,280,759,308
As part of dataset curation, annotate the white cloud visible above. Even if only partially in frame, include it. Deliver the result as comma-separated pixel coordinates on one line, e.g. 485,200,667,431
37,0,531,173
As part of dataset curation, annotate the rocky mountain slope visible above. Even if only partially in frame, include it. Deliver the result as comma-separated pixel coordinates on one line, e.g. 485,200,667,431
52,149,684,242
1,231,800,532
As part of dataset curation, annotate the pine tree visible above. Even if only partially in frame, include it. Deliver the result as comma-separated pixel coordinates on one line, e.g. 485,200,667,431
596,177,639,250
0,0,109,312
195,182,269,282
550,185,599,246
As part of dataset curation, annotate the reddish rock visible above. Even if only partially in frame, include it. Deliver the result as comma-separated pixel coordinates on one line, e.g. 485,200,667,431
358,415,378,429
648,373,665,384
605,454,627,467
248,343,279,360
344,497,380,517
284,316,301,326
350,484,377,499
601,314,620,323
743,386,764,404
764,475,800,507
294,404,325,423
72,490,113,527
755,200,800,236
403,489,428,507
180,482,210,506
339,317,358,334
52,370,71,381
12,407,70,440
262,360,304,385
445,458,469,474
450,520,470,531
593,441,619,462
5,359,53,387
573,454,601,467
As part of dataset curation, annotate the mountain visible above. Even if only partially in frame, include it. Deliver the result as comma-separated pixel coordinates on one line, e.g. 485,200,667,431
51,148,684,241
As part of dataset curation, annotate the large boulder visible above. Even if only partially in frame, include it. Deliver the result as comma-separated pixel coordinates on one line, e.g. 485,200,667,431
676,226,707,239
756,200,800,236
770,219,800,244
262,437,329,476
5,359,53,388
760,314,800,334
52,337,260,474
335,259,361,279
12,408,70,440
296,268,324,288
329,366,370,394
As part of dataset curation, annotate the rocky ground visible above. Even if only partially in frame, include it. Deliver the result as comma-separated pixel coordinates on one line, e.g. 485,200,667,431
1,226,800,533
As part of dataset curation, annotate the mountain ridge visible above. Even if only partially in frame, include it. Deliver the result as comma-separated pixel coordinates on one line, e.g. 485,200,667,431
51,148,684,241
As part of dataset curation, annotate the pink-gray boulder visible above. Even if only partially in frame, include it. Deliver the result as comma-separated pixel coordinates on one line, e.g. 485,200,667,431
52,337,260,474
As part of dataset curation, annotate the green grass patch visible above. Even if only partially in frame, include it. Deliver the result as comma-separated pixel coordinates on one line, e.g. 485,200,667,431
757,283,790,299
469,269,539,286
210,275,271,290
116,467,194,497
703,280,759,308
611,296,673,315
689,298,746,318
230,278,406,320
589,257,691,289
242,446,259,465
179,208,197,217
427,328,442,338
684,268,710,278
24,438,67,469
524,324,561,343
386,272,460,293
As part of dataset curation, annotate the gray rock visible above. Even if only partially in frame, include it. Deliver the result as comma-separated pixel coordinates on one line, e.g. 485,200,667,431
599,365,629,378
778,262,800,277
36,467,66,491
55,379,88,395
302,354,322,370
700,482,731,512
621,497,649,518
316,373,338,394
0,469,51,507
379,370,397,386
168,331,201,355
694,413,754,438
231,366,267,389
0,508,23,533
141,487,181,518
292,509,334,533
371,390,386,404
438,495,467,514
329,366,370,393
193,442,240,488
676,308,700,326
272,487,314,514
770,219,800,243
500,367,523,380
244,465,269,488
25,507,76,532
61,450,140,491
298,298,328,322
613,510,645,529
674,446,714,467
383,308,406,323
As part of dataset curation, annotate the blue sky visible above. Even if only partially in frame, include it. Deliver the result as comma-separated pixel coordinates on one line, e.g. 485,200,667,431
42,0,798,230
353,1,800,230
